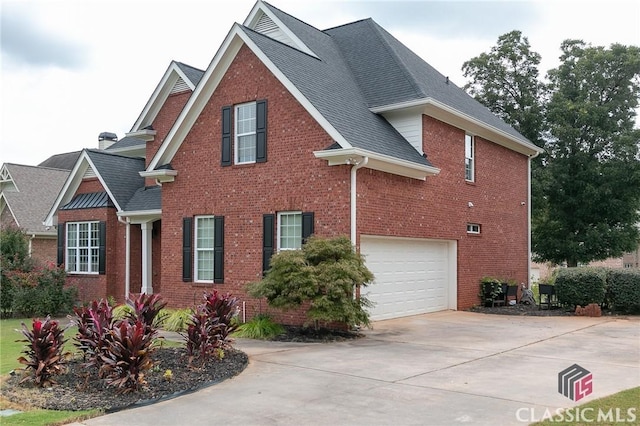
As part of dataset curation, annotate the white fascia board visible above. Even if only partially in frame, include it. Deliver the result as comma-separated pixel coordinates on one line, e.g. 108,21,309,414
0,193,20,227
125,129,157,142
44,151,122,226
117,210,162,224
314,147,440,180
147,25,350,171
243,0,318,59
371,98,544,157
139,169,177,183
131,62,186,133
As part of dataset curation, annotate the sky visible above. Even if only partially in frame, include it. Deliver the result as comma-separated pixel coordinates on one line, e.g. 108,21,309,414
1,0,639,166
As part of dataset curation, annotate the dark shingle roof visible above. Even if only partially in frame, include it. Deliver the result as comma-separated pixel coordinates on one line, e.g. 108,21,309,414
244,8,433,167
84,150,145,210
105,136,145,151
176,62,205,87
38,151,82,170
125,186,161,211
252,2,531,164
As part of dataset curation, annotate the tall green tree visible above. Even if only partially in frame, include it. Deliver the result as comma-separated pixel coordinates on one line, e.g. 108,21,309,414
463,34,640,267
462,30,545,146
534,41,640,266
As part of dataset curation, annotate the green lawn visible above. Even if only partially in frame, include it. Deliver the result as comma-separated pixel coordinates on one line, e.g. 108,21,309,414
531,386,640,425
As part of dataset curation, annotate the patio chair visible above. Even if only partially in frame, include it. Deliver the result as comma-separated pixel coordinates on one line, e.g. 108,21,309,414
505,285,518,304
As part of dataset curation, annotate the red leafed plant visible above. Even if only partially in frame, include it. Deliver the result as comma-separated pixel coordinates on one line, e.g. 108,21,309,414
125,293,167,331
17,316,70,386
183,291,238,365
99,319,158,393
69,299,114,369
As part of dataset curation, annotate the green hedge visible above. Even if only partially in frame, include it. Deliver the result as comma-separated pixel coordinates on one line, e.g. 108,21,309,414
555,267,607,307
607,269,640,314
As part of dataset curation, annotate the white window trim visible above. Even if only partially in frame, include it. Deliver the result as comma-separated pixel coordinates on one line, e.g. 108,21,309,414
234,101,257,165
467,223,481,234
66,221,100,274
277,211,302,251
465,134,475,182
194,215,215,283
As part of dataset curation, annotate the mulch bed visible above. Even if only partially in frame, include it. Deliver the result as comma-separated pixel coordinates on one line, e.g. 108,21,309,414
467,302,575,316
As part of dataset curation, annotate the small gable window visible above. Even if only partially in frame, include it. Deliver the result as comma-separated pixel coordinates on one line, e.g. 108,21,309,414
465,134,475,182
65,221,105,274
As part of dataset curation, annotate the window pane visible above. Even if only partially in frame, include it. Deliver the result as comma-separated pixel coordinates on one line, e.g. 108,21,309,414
197,251,214,281
279,213,302,250
195,216,215,281
79,248,89,272
67,248,77,271
237,134,256,163
91,248,99,271
197,217,214,249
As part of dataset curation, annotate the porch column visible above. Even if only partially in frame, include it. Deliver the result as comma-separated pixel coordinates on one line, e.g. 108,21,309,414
141,221,153,294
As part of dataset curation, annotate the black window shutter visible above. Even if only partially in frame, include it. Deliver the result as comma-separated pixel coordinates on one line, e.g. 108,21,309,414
262,214,275,274
213,216,224,283
57,222,65,267
98,221,106,275
221,106,232,166
182,217,193,282
256,100,267,163
302,212,314,243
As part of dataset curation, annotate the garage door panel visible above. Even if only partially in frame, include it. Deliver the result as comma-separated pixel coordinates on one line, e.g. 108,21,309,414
361,236,454,321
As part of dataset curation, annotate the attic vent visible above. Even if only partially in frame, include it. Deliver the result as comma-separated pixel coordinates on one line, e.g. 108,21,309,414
83,166,97,179
170,77,190,94
253,11,295,48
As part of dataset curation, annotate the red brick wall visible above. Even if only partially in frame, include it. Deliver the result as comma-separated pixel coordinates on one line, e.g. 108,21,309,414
57,179,133,304
152,44,530,321
159,45,351,325
29,237,57,265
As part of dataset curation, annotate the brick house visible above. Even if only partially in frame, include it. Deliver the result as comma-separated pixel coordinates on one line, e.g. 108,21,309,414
45,1,542,322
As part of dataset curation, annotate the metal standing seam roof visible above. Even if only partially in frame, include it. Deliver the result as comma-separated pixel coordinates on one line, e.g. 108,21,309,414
60,191,113,210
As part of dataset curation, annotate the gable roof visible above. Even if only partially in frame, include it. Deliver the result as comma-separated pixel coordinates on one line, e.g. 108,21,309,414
38,151,82,170
130,61,205,133
146,1,539,180
44,149,146,226
0,163,70,235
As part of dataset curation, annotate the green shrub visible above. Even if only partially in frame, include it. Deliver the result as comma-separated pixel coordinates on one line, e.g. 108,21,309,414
555,267,607,307
248,235,374,329
607,269,640,313
6,264,76,317
234,314,285,340
162,308,194,332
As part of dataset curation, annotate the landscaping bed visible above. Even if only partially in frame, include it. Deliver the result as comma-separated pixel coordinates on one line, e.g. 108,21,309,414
2,346,248,412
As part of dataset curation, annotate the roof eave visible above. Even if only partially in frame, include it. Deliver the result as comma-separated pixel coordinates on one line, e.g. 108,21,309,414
371,98,544,157
314,147,440,181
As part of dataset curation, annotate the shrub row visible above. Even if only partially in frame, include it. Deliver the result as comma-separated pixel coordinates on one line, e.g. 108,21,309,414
554,267,640,313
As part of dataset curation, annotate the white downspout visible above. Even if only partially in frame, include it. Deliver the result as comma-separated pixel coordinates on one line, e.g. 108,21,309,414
350,156,368,245
29,234,35,257
527,152,540,288
118,216,131,300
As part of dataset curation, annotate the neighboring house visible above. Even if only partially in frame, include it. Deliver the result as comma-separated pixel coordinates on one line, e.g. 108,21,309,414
45,1,543,322
0,163,72,264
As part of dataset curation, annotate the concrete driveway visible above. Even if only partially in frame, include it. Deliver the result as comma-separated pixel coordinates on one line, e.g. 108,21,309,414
74,311,639,426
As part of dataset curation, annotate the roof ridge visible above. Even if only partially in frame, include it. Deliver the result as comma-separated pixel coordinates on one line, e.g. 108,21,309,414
174,61,205,74
3,162,71,172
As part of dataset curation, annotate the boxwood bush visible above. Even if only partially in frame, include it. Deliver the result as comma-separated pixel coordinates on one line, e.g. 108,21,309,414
554,267,607,308
606,269,640,313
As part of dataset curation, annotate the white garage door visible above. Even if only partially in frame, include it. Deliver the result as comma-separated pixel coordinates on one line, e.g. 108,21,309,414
360,235,456,321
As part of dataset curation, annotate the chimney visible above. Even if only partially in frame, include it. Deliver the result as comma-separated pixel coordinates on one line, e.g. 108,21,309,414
98,132,118,150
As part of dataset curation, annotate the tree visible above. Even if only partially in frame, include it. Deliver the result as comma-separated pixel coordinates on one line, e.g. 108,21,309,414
534,41,640,266
462,30,546,146
247,235,374,329
463,33,640,267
